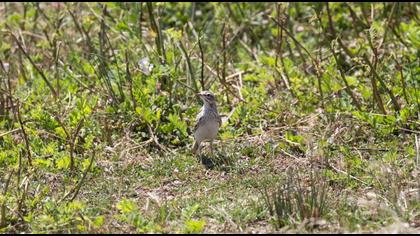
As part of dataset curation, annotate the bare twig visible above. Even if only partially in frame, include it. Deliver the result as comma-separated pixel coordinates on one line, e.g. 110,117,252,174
0,128,20,138
363,53,400,112
271,16,324,105
377,3,397,50
125,49,137,109
179,41,198,92
147,2,166,64
15,102,32,166
274,4,295,97
396,62,409,105
8,29,58,99
198,34,205,91
330,42,362,111
66,4,96,55
328,164,370,186
53,114,84,173
70,148,95,201
271,17,316,63
279,148,300,160
415,135,419,166
217,24,245,103
398,127,420,135
188,21,206,91
146,124,173,153
70,118,85,173
325,3,355,59
60,148,96,202
1,169,14,228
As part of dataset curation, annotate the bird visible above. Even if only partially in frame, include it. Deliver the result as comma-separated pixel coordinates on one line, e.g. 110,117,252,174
192,91,222,155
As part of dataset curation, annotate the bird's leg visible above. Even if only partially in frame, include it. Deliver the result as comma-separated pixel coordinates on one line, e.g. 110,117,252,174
210,140,213,154
192,141,200,155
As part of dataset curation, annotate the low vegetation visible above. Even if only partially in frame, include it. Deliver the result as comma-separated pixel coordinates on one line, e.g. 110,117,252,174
0,2,419,233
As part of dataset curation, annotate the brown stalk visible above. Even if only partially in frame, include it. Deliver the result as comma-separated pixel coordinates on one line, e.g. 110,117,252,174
363,54,400,112
325,3,355,59
179,41,198,92
138,2,143,40
70,118,85,172
60,148,96,202
1,170,14,228
217,24,244,103
377,3,396,50
14,102,32,166
69,148,95,201
330,44,362,111
396,62,409,106
53,115,85,174
287,3,308,67
101,6,125,102
146,2,166,64
271,16,324,106
274,3,294,97
271,17,316,63
187,21,206,91
344,3,369,29
9,30,58,99
125,49,137,109
66,4,96,56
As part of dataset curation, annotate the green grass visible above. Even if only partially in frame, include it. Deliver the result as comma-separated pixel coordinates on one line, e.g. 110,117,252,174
1,2,419,234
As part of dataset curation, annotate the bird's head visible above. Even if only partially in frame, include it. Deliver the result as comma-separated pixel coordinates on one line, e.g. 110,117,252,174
197,91,216,106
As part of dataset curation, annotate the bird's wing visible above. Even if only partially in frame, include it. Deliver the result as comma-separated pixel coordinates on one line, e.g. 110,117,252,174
217,115,222,127
194,110,204,133
194,110,221,132
194,115,204,132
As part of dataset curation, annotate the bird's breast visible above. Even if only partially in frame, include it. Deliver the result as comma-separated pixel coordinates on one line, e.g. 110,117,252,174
194,119,219,141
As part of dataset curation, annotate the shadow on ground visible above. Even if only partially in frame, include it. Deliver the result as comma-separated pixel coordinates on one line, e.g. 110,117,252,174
197,151,233,171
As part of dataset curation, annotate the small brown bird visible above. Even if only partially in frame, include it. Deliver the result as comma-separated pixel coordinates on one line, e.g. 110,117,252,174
192,91,221,155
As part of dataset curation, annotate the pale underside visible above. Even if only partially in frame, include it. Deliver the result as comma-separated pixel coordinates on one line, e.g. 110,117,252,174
194,117,220,144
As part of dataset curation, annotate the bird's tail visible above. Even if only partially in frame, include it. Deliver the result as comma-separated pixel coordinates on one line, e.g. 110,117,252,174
192,141,200,155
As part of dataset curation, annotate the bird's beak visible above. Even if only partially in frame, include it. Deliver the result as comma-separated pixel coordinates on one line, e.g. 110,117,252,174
196,92,202,97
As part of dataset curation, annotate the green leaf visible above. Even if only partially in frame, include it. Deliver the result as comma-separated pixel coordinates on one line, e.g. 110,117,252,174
56,156,71,170
117,199,138,214
183,219,206,233
82,62,95,75
346,76,358,87
165,28,182,41
94,216,105,228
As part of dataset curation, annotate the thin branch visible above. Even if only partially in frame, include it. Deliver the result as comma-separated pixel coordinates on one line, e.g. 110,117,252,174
125,49,137,109
330,43,362,111
396,61,409,106
271,15,324,104
328,163,370,186
15,102,32,166
146,2,166,64
198,31,205,91
377,3,397,50
60,148,96,202
69,148,95,201
179,41,198,92
8,29,58,99
363,54,400,112
271,17,316,63
398,127,420,135
1,169,14,228
66,3,96,55
415,135,419,166
325,3,355,59
0,128,20,138
70,118,85,173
